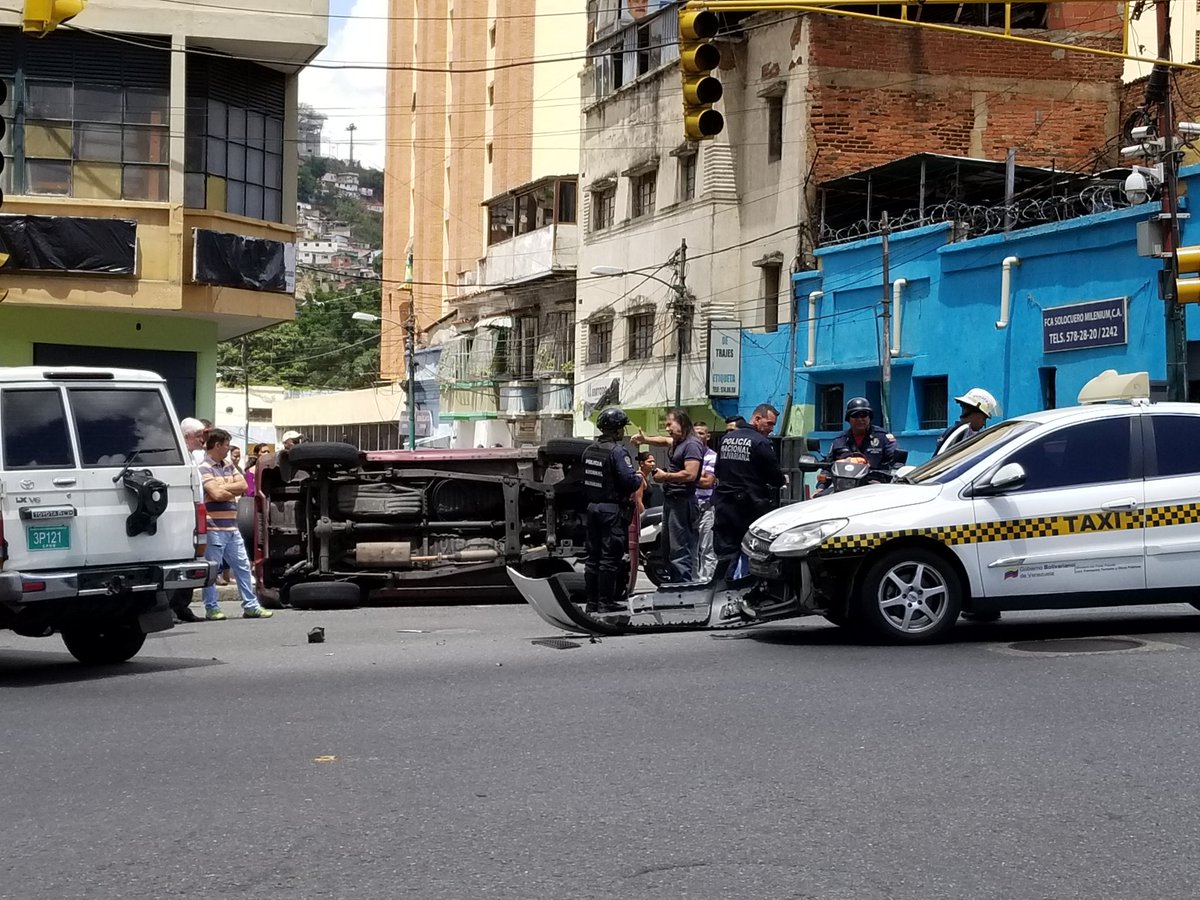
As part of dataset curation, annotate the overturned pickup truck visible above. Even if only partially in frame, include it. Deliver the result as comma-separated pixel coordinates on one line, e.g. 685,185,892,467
251,440,592,609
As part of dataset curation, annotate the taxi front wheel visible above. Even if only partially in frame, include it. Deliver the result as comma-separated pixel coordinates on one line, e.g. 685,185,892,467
857,548,963,643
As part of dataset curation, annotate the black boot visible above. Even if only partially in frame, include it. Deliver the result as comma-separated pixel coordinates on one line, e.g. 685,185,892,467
597,572,630,626
584,570,600,615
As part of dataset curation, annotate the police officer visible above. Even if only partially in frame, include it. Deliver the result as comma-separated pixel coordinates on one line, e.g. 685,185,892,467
829,397,897,470
713,403,786,560
582,407,642,618
935,387,999,456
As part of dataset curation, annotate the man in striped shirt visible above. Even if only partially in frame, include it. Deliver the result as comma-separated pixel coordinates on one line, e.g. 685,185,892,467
200,428,274,620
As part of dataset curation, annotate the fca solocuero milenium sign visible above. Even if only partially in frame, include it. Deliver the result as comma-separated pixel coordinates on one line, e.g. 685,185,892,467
707,319,742,397
1042,297,1128,354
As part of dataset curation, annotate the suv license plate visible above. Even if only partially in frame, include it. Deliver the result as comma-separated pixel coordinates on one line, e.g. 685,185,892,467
27,525,70,551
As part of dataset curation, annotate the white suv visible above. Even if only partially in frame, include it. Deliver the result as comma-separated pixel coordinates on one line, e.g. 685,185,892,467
0,367,214,663
743,373,1200,643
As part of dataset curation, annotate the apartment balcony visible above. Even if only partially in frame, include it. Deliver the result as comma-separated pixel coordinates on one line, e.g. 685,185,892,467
477,222,578,287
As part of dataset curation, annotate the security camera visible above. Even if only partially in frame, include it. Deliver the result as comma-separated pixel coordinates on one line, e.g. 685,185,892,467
1123,165,1163,205
1124,170,1151,205
1131,125,1154,140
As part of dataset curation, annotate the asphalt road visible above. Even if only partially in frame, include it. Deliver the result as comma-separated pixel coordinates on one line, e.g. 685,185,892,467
4,598,1200,899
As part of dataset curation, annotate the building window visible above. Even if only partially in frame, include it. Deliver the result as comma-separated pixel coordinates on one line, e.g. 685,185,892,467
184,56,286,222
486,142,493,164
557,179,577,223
588,319,613,364
592,186,615,231
767,96,784,163
489,22,497,47
487,83,495,107
591,7,680,100
632,170,656,219
1,31,171,202
488,198,515,245
678,152,697,201
516,182,555,234
919,376,949,429
627,311,655,360
762,263,781,332
818,384,844,431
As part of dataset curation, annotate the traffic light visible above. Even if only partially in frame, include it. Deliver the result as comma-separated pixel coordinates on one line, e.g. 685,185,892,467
1177,246,1200,304
679,8,724,141
22,0,86,35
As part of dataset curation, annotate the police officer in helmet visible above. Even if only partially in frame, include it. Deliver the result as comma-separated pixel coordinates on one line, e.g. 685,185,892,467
582,407,643,618
829,397,897,470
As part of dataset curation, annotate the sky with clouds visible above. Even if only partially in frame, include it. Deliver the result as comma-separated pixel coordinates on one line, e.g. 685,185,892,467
298,0,389,170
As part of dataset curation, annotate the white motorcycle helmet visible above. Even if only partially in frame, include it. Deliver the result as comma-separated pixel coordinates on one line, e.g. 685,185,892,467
955,387,999,419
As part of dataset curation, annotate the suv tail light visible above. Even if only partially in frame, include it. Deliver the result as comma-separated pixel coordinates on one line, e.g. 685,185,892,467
194,502,208,557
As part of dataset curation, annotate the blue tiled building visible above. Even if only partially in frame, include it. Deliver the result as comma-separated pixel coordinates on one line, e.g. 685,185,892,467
722,163,1200,464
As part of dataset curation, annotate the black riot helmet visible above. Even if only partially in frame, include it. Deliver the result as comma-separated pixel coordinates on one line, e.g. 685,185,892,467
596,406,631,437
844,397,873,421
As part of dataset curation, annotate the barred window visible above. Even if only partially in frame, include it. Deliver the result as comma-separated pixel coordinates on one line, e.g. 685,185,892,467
678,152,697,202
588,319,613,365
632,170,657,219
818,384,844,431
919,376,949,430
627,311,655,360
592,187,615,231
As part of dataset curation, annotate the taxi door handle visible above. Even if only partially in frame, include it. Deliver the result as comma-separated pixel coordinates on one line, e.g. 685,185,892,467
1101,498,1138,512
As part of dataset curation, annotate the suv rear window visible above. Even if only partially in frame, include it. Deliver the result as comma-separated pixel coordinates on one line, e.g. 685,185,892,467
1,389,75,470
68,388,184,467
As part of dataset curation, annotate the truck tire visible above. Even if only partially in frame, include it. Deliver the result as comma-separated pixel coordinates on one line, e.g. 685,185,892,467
280,442,361,480
288,581,362,611
61,624,147,665
237,496,255,548
542,438,592,463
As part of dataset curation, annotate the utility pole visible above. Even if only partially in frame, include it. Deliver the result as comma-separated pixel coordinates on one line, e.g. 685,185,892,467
346,123,357,165
1153,0,1188,401
879,211,892,431
405,295,417,450
672,238,694,408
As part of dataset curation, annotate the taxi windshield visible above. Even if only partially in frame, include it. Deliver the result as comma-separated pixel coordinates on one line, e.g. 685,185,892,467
905,419,1037,485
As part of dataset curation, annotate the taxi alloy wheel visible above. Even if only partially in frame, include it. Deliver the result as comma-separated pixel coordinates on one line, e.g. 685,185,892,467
859,548,962,643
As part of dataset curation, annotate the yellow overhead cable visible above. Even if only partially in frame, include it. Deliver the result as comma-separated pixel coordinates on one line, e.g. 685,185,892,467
688,0,1198,74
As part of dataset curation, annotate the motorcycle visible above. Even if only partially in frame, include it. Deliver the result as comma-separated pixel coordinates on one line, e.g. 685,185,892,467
804,448,910,497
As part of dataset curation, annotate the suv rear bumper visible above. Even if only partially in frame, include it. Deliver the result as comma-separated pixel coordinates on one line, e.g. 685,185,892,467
0,560,216,605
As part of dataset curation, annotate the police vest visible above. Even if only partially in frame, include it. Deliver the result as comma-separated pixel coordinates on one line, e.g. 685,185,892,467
582,441,625,504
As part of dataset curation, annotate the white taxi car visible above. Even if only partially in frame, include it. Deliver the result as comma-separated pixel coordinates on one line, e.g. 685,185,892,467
741,371,1200,642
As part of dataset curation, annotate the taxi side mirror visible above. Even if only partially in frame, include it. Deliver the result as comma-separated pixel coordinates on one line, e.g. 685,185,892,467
893,449,909,465
971,462,1026,497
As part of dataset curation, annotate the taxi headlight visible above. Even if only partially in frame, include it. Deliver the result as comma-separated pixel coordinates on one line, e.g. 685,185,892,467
769,519,848,557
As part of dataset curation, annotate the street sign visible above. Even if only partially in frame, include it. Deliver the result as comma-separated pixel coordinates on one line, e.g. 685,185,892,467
707,319,741,397
1042,298,1128,354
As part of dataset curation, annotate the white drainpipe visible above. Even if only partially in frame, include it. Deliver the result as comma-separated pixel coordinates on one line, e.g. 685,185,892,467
996,256,1020,329
804,290,823,367
889,278,908,357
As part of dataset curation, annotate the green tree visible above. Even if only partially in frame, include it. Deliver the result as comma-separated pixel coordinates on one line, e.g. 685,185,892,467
218,285,384,390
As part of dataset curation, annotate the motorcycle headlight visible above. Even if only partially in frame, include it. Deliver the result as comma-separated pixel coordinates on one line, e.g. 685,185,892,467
768,518,849,557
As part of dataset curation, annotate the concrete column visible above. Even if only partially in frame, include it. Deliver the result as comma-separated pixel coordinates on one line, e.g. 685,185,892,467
168,33,188,290
283,75,300,227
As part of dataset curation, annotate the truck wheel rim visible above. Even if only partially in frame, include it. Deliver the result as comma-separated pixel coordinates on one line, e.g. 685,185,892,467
877,561,948,634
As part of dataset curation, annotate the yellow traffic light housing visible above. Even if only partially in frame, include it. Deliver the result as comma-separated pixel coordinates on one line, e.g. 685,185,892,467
679,8,724,141
22,0,86,35
1177,246,1200,304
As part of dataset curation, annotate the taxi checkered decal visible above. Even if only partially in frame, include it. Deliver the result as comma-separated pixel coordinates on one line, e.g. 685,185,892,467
820,505,1188,556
